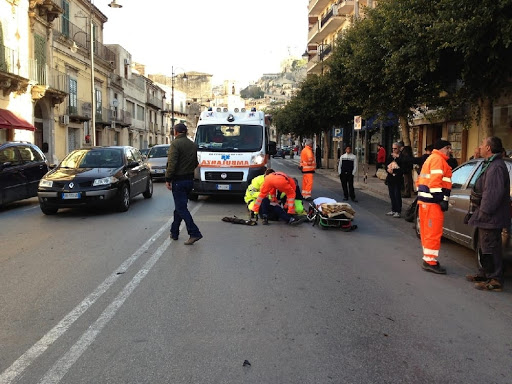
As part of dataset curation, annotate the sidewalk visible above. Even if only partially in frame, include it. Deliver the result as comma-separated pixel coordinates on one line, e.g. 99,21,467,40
288,156,416,207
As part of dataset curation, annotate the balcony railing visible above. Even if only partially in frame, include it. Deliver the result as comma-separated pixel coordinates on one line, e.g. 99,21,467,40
0,43,29,79
53,21,116,63
67,99,92,119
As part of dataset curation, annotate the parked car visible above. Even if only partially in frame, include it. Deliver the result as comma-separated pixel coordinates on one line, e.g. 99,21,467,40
281,146,292,156
140,148,150,159
0,141,49,207
145,144,169,180
37,146,152,214
415,158,512,259
272,148,286,159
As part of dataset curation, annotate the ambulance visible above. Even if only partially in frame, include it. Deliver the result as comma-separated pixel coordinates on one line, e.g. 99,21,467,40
190,107,276,199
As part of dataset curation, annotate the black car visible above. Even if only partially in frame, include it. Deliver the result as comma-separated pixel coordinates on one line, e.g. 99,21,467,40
273,148,286,159
38,146,152,214
0,141,49,207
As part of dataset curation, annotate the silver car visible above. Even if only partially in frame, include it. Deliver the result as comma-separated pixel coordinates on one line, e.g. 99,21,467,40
415,158,512,259
145,144,169,180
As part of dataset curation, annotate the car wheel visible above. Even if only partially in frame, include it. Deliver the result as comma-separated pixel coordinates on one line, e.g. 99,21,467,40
117,184,130,212
143,177,153,198
415,207,421,238
40,204,58,215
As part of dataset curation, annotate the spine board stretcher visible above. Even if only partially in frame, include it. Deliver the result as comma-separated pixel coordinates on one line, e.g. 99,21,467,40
306,202,358,231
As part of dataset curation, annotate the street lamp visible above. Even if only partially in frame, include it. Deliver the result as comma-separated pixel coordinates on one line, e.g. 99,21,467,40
171,66,188,131
70,0,122,146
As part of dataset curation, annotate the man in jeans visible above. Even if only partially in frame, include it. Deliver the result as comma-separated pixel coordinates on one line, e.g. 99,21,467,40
165,123,203,245
467,136,510,291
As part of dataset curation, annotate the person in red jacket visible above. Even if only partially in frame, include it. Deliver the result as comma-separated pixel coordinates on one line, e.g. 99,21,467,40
416,139,453,274
374,143,386,177
299,138,316,200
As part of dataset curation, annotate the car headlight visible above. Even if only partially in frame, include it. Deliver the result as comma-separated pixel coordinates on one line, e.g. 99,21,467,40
251,153,265,165
93,176,118,186
39,179,53,188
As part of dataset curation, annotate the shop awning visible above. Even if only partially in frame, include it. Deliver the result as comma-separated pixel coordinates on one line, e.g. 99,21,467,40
0,108,36,131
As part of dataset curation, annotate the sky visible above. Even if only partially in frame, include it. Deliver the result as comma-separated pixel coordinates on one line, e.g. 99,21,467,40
102,0,309,87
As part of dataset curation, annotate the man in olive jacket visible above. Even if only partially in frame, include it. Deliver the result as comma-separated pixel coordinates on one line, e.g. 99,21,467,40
467,136,510,291
165,123,202,245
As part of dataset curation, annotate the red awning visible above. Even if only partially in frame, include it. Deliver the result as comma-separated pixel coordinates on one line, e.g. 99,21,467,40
0,108,36,131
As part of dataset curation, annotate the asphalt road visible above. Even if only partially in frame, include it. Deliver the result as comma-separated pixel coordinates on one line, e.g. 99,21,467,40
1,160,511,384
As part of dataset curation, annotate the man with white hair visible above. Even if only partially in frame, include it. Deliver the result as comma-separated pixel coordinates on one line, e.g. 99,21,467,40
299,138,316,200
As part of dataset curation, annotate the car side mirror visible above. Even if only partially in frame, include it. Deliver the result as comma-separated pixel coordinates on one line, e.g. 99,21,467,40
49,164,57,169
0,161,12,170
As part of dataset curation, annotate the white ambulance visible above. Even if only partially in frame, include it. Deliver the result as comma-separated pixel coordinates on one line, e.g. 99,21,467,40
190,107,276,199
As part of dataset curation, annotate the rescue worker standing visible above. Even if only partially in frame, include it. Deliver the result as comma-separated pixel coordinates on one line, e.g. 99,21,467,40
252,171,299,224
165,123,203,245
417,139,453,274
299,138,316,201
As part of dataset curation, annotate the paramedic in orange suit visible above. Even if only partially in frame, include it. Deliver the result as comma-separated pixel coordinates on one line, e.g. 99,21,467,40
252,171,296,215
417,139,453,274
300,138,316,200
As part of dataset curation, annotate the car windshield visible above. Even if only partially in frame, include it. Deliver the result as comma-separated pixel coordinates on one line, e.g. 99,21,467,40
195,124,263,152
60,149,124,168
148,146,169,158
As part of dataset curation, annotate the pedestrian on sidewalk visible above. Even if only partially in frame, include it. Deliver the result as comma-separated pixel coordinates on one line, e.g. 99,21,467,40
467,136,510,291
316,145,322,169
417,139,453,274
385,142,403,218
338,144,358,202
401,145,414,198
299,138,316,200
165,123,203,245
374,143,386,177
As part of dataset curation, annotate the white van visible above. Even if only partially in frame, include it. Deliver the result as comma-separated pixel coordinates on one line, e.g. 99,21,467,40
190,108,276,199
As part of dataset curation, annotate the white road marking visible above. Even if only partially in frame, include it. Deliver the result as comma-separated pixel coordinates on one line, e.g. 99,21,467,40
0,202,203,384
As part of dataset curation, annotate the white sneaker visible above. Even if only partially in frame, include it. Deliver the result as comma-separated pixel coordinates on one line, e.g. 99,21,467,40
386,211,395,216
393,212,401,218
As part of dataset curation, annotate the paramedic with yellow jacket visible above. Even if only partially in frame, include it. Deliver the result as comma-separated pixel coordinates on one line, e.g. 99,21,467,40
417,139,453,274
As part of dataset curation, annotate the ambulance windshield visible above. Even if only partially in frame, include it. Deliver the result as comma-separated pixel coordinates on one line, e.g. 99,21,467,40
195,124,263,152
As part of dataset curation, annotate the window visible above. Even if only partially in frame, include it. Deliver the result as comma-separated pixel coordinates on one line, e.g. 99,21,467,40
62,0,70,37
0,147,20,165
137,105,144,121
19,146,44,162
96,89,102,119
69,78,77,114
452,162,479,189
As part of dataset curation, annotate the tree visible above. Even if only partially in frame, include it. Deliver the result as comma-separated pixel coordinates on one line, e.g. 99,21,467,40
433,0,512,137
329,0,452,145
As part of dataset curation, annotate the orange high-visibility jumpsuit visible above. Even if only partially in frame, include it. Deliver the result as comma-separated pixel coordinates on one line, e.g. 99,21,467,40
252,172,296,215
416,150,452,265
300,145,316,199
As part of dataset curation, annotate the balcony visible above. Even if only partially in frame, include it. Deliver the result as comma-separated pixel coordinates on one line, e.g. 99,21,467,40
308,10,350,44
146,94,162,109
0,43,30,96
308,0,330,16
67,99,92,122
53,21,116,64
28,62,69,104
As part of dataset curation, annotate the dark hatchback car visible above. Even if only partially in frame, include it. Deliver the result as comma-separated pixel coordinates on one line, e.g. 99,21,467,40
415,157,512,259
0,141,49,207
38,146,152,214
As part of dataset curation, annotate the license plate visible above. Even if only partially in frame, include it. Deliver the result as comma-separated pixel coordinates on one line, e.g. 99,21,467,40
155,169,165,174
216,184,231,191
62,192,81,199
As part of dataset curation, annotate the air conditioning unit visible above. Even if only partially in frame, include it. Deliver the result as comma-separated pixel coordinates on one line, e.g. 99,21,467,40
124,58,130,65
59,115,69,125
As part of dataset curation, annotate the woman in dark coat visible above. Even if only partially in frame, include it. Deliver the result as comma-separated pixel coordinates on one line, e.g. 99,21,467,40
385,142,403,218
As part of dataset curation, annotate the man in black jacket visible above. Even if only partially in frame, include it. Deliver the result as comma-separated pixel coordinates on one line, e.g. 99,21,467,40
467,136,510,291
165,123,203,245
